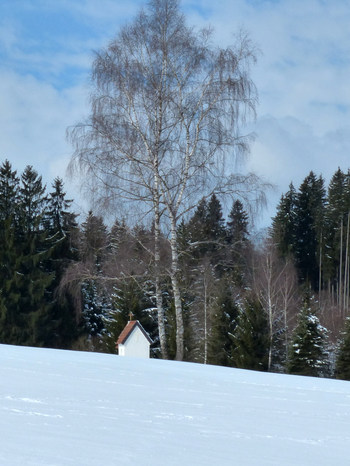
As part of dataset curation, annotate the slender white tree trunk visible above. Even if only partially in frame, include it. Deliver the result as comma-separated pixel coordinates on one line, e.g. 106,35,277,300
204,274,208,365
169,214,184,361
154,198,168,359
339,218,343,311
344,212,350,312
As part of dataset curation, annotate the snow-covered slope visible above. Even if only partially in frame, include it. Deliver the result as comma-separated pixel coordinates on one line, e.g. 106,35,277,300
1,344,350,465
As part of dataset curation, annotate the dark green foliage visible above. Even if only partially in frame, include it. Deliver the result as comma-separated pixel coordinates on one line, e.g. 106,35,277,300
81,280,110,344
226,199,250,284
79,212,110,347
0,162,81,348
227,199,249,246
184,194,225,262
323,168,350,289
42,177,80,348
287,296,329,377
103,279,157,354
335,318,350,380
271,183,297,257
272,173,327,291
231,297,269,371
0,161,21,342
0,165,54,346
294,172,326,289
80,211,108,265
0,160,20,222
207,281,238,366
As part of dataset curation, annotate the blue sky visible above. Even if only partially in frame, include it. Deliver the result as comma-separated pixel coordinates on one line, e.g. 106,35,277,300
1,0,350,228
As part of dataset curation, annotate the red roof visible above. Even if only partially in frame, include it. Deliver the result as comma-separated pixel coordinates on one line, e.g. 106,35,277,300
116,320,153,347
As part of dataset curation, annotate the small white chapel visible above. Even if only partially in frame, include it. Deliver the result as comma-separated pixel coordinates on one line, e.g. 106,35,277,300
116,319,152,358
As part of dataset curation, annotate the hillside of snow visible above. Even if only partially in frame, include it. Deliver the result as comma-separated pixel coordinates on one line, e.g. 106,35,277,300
1,344,350,465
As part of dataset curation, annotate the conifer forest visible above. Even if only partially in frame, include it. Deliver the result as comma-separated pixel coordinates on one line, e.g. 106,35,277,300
2,158,350,380
1,0,350,381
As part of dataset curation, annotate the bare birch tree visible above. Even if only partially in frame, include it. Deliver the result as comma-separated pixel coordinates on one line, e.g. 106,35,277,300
68,0,261,360
252,240,299,370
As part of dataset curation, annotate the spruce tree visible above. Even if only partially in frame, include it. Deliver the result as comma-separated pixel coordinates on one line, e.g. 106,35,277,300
42,177,80,348
231,297,269,371
207,281,238,366
0,161,20,343
294,172,326,289
226,199,250,284
79,212,110,347
323,168,350,297
335,317,350,380
287,295,329,377
271,182,297,258
206,194,226,245
103,279,156,354
14,166,54,346
0,165,55,346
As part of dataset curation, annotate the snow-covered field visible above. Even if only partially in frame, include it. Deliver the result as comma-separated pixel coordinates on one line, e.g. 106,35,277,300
1,344,350,465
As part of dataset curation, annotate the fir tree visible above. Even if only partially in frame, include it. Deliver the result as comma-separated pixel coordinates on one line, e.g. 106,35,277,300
0,160,20,222
323,168,350,296
271,182,297,258
226,199,250,284
14,166,54,346
80,211,108,265
42,177,80,348
231,297,269,371
207,281,238,366
79,212,110,348
335,317,350,380
0,161,20,343
103,279,156,354
81,280,110,347
287,295,329,377
294,172,326,289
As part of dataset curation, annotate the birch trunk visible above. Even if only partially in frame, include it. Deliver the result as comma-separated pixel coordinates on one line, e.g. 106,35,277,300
154,197,168,359
203,275,208,365
169,214,184,361
343,213,350,312
339,219,343,310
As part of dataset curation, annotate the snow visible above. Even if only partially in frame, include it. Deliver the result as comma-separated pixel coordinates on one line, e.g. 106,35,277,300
1,344,350,465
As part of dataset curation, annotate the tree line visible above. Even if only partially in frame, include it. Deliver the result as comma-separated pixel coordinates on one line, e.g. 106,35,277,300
271,167,350,379
2,0,350,380
2,159,350,379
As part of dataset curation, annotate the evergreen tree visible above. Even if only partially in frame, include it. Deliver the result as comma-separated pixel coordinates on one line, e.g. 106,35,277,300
287,295,329,377
206,194,226,246
80,211,108,265
103,279,157,354
0,165,56,346
323,168,350,297
271,182,297,257
79,212,110,347
0,161,21,343
13,166,54,346
294,172,326,289
226,199,250,284
185,198,209,259
227,199,249,246
81,280,110,349
185,194,225,262
231,297,269,371
323,168,346,286
42,177,80,348
335,317,350,380
207,280,238,366
0,160,20,222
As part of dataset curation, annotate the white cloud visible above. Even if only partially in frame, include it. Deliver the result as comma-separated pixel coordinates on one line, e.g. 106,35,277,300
1,0,350,227
0,69,89,211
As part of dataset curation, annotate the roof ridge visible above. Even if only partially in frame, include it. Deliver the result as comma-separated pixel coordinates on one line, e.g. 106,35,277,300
116,320,153,346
